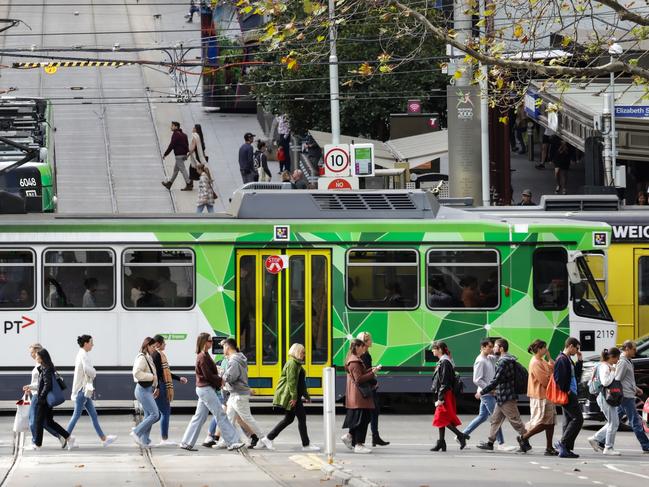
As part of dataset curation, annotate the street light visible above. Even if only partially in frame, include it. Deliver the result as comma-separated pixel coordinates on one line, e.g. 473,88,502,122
608,39,622,186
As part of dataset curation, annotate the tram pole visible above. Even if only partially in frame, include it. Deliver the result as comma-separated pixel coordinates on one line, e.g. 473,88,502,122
328,0,341,145
323,367,336,464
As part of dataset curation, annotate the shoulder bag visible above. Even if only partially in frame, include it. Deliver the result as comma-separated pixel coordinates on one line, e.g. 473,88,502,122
137,354,154,388
46,371,65,407
604,379,624,406
545,374,568,405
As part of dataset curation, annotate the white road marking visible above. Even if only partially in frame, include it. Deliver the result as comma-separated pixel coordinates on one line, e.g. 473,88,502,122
578,476,589,480
605,464,649,480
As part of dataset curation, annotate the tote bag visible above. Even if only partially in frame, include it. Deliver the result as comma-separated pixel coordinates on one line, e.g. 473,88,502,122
545,374,568,405
13,395,31,433
46,371,65,407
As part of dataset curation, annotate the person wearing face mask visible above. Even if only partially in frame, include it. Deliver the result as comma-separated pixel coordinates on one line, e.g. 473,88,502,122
66,335,117,447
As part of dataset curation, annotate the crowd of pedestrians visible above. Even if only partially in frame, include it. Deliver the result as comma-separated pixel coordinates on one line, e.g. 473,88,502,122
18,332,649,458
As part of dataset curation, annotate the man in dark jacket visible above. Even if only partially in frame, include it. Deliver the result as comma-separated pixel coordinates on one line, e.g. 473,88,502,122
553,337,583,458
239,132,256,184
477,338,530,452
161,121,192,191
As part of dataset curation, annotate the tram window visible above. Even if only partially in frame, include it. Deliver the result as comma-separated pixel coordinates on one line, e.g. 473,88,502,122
43,249,115,310
533,248,568,311
122,249,194,309
639,257,649,306
0,250,35,309
583,252,607,298
426,250,500,310
311,255,329,364
346,249,419,309
239,255,257,364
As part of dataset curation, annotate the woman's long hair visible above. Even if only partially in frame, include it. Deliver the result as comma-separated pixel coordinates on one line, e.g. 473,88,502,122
431,340,450,357
196,332,211,354
194,124,205,152
140,336,154,354
37,348,54,369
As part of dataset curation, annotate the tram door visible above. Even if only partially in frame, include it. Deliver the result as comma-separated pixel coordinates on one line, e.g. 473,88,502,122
636,250,649,338
236,250,331,396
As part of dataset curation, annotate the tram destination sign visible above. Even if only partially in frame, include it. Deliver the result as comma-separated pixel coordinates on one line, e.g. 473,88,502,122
615,106,649,118
612,224,649,242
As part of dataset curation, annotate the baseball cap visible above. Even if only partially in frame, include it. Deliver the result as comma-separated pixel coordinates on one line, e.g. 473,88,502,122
244,132,255,140
522,189,532,196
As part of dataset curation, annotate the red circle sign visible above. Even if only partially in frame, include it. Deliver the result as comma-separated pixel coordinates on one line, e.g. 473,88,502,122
264,255,284,274
324,147,350,173
327,178,353,190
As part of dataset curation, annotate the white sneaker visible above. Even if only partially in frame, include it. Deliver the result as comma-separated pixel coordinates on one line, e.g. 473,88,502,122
212,439,227,450
66,436,77,450
587,436,603,452
341,434,353,450
302,444,321,452
260,437,274,450
156,439,176,447
228,442,246,451
102,435,117,448
353,445,372,454
130,431,144,447
497,443,518,452
603,447,621,456
24,443,40,451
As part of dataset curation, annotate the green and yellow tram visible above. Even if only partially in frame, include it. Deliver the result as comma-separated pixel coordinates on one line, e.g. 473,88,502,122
0,191,615,400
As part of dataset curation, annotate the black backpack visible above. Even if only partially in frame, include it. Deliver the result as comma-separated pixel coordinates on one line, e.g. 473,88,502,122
604,379,624,406
513,360,528,395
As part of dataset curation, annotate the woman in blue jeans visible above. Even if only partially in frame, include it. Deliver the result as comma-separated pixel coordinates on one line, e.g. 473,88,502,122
151,334,188,446
178,333,243,451
66,335,117,447
23,343,64,449
131,337,160,447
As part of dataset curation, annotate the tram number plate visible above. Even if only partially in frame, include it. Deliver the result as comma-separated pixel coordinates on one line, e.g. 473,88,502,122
595,330,615,339
19,177,38,187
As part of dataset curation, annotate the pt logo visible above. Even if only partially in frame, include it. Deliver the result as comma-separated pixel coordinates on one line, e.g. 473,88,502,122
4,316,36,334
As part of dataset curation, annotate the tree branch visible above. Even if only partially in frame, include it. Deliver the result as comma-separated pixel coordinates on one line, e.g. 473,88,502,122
386,0,649,81
593,0,649,27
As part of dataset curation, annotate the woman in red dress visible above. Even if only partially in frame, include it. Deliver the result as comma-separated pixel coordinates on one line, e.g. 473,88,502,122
431,341,467,451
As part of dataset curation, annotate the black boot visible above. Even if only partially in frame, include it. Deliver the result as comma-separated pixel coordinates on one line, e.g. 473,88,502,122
456,433,467,450
372,435,390,447
430,439,446,452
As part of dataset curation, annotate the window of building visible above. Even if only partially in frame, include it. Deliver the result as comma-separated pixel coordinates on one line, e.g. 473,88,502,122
123,249,194,309
346,249,418,309
426,249,500,310
533,248,568,311
43,249,114,310
0,249,35,309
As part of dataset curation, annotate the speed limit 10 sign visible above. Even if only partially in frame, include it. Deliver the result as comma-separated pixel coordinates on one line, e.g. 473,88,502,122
323,144,350,177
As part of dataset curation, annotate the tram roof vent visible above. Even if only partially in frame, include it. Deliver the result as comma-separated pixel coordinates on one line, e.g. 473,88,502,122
540,194,620,212
229,189,450,219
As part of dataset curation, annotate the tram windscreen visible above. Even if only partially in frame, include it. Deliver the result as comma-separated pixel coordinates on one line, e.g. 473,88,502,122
573,257,613,321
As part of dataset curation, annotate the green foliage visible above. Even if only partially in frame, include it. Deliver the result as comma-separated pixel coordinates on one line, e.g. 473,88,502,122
247,4,447,139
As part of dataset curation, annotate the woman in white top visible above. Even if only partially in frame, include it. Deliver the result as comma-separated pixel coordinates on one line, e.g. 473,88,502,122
588,347,621,455
188,124,207,177
131,337,160,447
66,335,116,447
22,343,64,448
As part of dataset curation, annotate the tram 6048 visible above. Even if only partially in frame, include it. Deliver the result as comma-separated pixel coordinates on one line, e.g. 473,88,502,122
0,191,616,400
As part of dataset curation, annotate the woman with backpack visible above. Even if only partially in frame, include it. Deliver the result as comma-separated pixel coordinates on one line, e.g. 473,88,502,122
520,339,557,455
66,335,117,447
430,341,466,451
254,140,272,182
34,349,74,450
341,339,378,454
587,347,621,455
131,337,160,447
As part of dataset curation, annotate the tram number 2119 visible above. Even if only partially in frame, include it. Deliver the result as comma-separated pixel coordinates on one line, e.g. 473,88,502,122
19,177,38,188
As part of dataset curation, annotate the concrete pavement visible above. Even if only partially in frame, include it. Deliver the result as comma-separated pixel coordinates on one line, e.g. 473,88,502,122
3,411,649,486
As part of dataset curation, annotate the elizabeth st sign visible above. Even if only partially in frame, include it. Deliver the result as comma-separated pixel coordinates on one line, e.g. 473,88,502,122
614,106,649,118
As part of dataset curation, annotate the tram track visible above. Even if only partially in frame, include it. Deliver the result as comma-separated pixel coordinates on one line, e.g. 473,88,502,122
0,432,23,487
131,410,167,487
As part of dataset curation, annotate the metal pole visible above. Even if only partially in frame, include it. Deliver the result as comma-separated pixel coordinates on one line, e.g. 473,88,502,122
479,0,490,206
609,56,617,186
323,367,336,464
602,93,613,186
328,0,340,144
